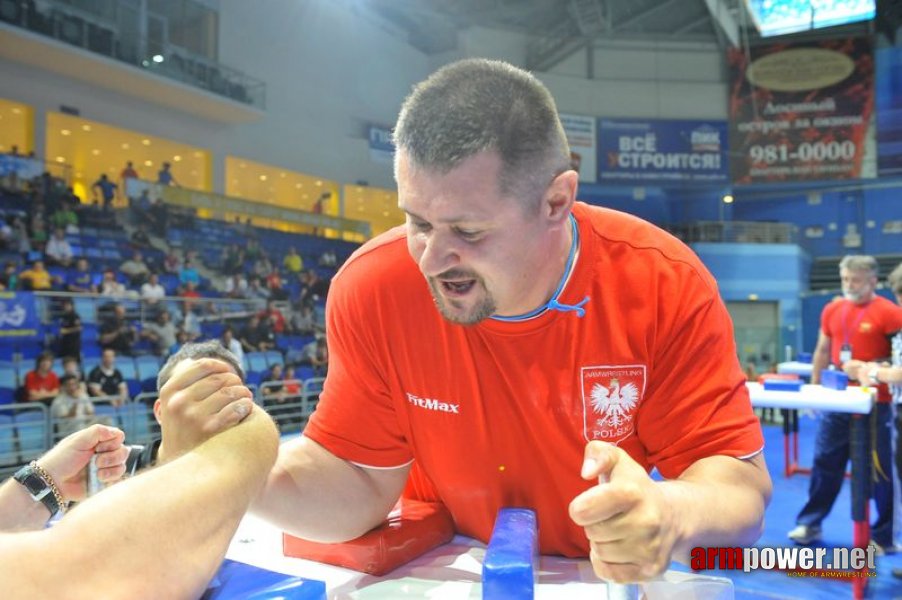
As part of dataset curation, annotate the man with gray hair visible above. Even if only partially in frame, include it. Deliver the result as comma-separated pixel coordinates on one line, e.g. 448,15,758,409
252,59,771,583
789,254,902,552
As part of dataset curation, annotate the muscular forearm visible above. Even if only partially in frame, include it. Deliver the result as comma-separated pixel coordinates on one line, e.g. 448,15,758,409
0,479,55,531
0,408,279,600
251,436,408,543
662,454,772,562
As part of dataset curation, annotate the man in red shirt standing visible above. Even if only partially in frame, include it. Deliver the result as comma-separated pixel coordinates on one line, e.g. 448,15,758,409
789,255,902,551
249,59,771,583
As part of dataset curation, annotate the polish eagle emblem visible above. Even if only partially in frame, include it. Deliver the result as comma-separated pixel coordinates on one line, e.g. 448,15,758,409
590,378,639,429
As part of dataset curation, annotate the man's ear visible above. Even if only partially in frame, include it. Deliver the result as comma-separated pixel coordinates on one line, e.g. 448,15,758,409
543,170,578,224
153,398,162,424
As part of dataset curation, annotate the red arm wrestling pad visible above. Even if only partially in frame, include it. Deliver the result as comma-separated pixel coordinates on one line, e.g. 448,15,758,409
282,499,455,576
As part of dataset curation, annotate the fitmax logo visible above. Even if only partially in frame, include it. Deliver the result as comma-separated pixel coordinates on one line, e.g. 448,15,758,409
406,392,459,414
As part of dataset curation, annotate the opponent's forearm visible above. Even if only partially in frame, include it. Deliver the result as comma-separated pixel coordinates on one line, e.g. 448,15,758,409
0,479,55,531
1,408,279,600
663,454,772,562
251,436,408,543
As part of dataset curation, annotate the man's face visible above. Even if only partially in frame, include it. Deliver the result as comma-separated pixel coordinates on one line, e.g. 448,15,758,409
64,378,79,394
77,259,88,271
102,350,115,368
397,150,550,325
840,267,876,304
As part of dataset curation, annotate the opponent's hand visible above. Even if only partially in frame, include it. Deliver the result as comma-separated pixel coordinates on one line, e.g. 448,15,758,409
155,358,255,463
569,441,677,583
37,424,128,503
841,359,866,380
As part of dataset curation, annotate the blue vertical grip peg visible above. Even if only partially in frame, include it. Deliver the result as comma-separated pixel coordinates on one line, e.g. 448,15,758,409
482,508,538,600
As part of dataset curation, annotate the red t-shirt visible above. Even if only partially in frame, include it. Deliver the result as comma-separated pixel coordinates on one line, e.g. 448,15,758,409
821,295,902,402
24,370,60,398
304,202,764,557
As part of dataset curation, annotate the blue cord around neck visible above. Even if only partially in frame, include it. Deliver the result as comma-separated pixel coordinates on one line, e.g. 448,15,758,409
490,214,590,322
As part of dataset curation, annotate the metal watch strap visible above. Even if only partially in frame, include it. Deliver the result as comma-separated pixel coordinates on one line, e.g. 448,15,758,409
13,463,62,516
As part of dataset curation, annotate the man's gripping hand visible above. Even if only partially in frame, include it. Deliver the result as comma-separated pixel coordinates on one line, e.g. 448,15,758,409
568,441,678,583
155,358,255,463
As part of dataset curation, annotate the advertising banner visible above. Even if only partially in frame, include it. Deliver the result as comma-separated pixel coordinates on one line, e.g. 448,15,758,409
560,113,597,183
728,37,876,183
597,119,729,184
0,292,40,338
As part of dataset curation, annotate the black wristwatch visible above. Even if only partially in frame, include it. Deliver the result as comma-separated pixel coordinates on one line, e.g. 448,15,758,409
13,463,62,516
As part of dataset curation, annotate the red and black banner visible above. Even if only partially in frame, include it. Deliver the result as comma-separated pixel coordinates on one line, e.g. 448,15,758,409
728,37,875,184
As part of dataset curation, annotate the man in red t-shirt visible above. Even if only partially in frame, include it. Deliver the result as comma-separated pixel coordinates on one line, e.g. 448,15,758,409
250,59,771,582
24,352,60,405
788,255,902,550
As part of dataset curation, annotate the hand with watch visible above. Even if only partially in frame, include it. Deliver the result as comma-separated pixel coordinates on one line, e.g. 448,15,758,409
11,424,130,520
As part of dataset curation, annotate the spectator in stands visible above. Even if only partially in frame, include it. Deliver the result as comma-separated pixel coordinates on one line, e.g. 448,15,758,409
130,224,151,249
141,310,177,356
220,326,244,365
50,202,79,234
258,299,287,334
100,269,128,298
45,228,74,268
119,251,150,287
265,267,288,301
291,303,319,336
24,352,60,405
157,162,178,187
52,374,109,437
91,174,117,210
181,305,202,341
133,189,152,221
163,248,180,274
298,268,329,308
239,314,274,352
0,218,11,250
246,238,262,262
283,364,301,397
246,276,270,305
61,356,87,395
65,257,97,294
120,160,138,188
170,329,190,355
0,261,19,291
179,260,200,288
221,244,243,275
87,348,129,407
223,273,248,299
29,218,47,252
99,303,136,356
140,272,166,310
57,298,82,360
299,334,328,377
253,253,273,279
19,259,55,291
262,362,286,402
282,247,303,275
317,249,338,268
9,216,31,254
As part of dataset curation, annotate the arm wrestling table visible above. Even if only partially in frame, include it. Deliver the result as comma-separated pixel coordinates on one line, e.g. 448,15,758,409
224,514,733,599
745,382,874,600
774,361,814,477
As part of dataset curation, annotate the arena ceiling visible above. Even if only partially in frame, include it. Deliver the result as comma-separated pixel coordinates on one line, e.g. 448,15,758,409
361,0,893,71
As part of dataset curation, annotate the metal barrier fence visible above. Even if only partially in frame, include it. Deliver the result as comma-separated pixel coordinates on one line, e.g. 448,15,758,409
257,378,324,433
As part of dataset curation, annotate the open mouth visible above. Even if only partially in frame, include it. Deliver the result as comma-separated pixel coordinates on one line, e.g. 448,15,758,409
440,279,476,295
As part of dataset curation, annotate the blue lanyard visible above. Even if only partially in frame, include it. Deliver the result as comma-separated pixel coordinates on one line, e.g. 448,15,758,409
490,214,590,322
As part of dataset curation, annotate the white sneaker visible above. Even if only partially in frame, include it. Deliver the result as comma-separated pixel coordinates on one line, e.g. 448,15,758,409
788,524,822,545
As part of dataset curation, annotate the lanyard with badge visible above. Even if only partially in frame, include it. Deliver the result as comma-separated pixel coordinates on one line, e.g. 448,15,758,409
839,301,870,363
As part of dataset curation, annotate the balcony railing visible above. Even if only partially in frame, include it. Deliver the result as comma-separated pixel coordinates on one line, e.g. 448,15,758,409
668,221,799,245
0,0,265,109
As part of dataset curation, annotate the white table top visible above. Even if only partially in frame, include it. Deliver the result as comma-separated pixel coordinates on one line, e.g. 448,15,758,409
225,514,733,599
746,382,872,414
776,361,814,377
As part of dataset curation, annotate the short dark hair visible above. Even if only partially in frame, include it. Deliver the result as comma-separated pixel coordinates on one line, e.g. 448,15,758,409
393,58,571,204
157,341,245,390
60,374,77,385
35,351,54,369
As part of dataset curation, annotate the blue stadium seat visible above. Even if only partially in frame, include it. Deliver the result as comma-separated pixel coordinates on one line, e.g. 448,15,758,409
136,356,162,382
296,366,315,381
94,404,120,428
263,350,283,368
74,297,97,324
246,352,268,375
118,357,138,380
15,410,48,462
0,361,18,388
82,356,102,375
